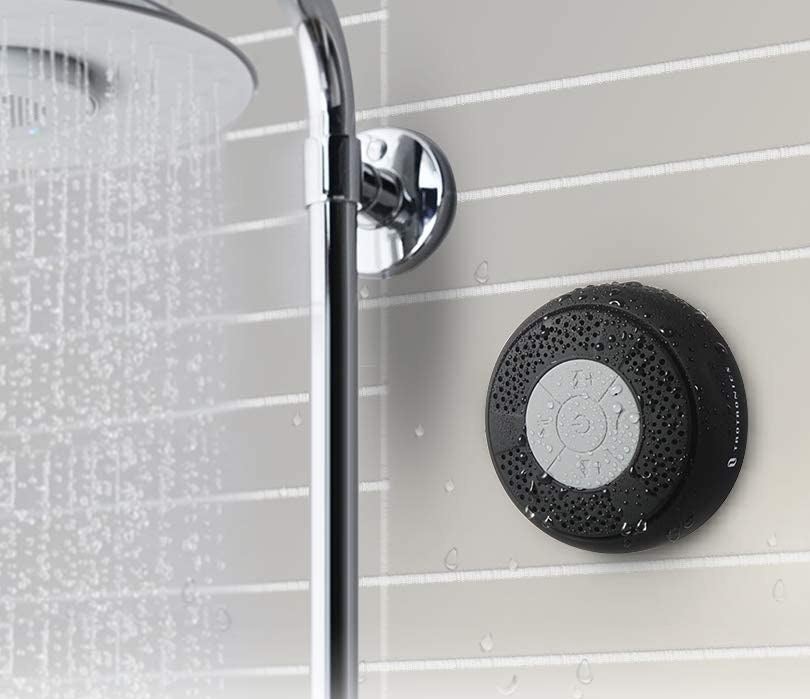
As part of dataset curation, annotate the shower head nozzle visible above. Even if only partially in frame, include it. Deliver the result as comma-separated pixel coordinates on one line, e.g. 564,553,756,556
0,0,257,169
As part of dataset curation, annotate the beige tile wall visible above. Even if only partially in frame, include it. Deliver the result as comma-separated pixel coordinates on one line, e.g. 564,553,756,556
166,1,810,696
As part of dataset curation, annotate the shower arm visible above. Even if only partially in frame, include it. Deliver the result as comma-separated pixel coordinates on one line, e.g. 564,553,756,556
283,2,360,699
282,3,456,697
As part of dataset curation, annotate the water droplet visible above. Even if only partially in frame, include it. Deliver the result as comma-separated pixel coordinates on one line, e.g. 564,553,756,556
444,479,455,494
181,579,198,607
474,261,490,284
292,413,303,427
667,526,681,542
546,401,555,409
213,607,232,632
773,579,786,603
594,343,604,351
497,675,519,696
359,285,370,299
415,424,425,438
610,384,622,396
444,547,459,571
479,632,495,653
612,403,622,414
767,534,777,548
629,414,639,424
508,558,519,572
577,659,593,685
572,688,585,699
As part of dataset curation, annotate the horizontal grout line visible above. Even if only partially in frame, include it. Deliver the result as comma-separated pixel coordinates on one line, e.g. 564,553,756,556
226,36,810,141
364,644,810,675
228,9,388,46
0,212,306,278
0,385,386,439
11,643,809,686
225,119,307,142
159,549,810,600
4,547,803,607
458,142,810,202
7,666,311,687
1,480,390,522
363,242,810,310
362,550,810,588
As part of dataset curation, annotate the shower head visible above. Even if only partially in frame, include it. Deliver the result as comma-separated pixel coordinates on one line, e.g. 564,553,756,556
0,0,257,169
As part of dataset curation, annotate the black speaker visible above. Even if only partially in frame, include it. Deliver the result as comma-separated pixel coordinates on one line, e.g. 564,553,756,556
486,283,747,553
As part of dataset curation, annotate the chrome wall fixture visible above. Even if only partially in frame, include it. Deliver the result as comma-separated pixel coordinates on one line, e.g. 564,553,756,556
282,2,456,698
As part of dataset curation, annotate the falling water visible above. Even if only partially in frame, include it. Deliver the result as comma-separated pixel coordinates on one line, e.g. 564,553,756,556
0,28,230,699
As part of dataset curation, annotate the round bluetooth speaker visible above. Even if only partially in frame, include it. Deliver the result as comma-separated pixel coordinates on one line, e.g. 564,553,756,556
486,283,747,553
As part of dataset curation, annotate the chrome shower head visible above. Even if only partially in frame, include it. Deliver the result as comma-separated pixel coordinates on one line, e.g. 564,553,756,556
0,0,257,168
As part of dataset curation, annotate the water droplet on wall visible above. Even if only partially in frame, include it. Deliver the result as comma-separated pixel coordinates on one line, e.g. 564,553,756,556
414,424,425,438
444,547,459,571
213,607,232,632
497,675,519,695
508,558,519,572
576,658,593,685
773,579,786,603
479,632,495,653
767,534,777,548
474,261,490,284
292,413,303,427
444,479,455,494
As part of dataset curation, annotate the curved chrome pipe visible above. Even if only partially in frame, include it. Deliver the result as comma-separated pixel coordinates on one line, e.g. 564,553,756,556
282,2,360,698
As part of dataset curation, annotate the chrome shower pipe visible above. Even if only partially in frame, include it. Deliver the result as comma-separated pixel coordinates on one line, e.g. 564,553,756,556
282,4,457,696
282,2,360,698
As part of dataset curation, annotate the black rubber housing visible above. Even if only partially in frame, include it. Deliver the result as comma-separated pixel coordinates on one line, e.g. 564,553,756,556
486,283,747,553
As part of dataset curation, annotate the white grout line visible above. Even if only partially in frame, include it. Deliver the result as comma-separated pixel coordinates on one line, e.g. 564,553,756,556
0,385,387,439
361,550,810,588
362,243,810,310
10,644,809,685
364,645,810,674
225,119,307,142
225,37,810,142
4,548,806,607
0,212,306,277
228,9,388,47
458,142,810,202
1,480,390,522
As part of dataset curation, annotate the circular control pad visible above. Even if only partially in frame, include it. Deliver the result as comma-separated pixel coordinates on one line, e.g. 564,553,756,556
526,359,640,489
